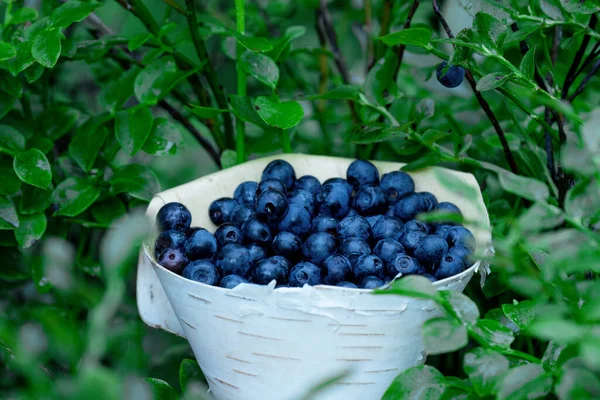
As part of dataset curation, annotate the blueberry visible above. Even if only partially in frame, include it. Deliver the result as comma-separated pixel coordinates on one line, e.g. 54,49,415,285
322,177,353,195
338,215,372,242
157,202,192,232
399,230,427,255
294,175,321,197
388,254,422,278
302,232,337,265
214,223,243,248
385,207,395,217
449,245,474,265
336,281,358,288
289,261,322,287
155,230,188,257
230,204,256,227
435,252,466,280
242,217,272,246
270,255,292,275
422,273,437,282
339,237,371,266
420,192,438,211
358,276,384,289
373,238,405,267
311,215,339,237
372,216,404,242
414,235,449,267
434,224,453,238
271,231,302,261
186,226,205,237
257,179,287,197
444,226,476,251
183,260,220,285
353,185,386,216
366,215,384,228
209,197,237,226
256,189,289,223
317,182,351,219
322,254,353,285
185,230,218,261
288,189,317,217
277,204,312,238
262,159,296,191
346,208,359,217
404,220,429,233
436,201,462,216
252,256,289,285
215,244,252,277
393,193,429,221
247,243,267,264
157,248,188,274
220,274,248,289
234,181,258,208
346,159,379,189
436,61,465,88
354,254,385,280
380,171,415,205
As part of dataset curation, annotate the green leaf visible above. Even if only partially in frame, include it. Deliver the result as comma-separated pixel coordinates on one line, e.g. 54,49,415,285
468,319,514,349
42,106,81,140
144,378,177,400
24,63,44,84
7,7,39,25
51,177,101,217
13,149,51,189
255,96,304,130
497,364,552,400
31,29,62,68
186,105,229,119
560,0,599,14
268,25,306,61
0,196,19,229
240,52,279,89
377,275,441,301
518,202,564,232
556,366,600,400
502,300,534,331
303,85,361,101
423,317,468,355
14,213,46,248
382,365,445,400
401,152,442,171
519,46,536,80
110,164,160,202
90,198,127,225
220,149,237,169
179,359,204,391
364,51,398,106
379,27,432,48
0,125,26,153
228,94,269,128
527,318,586,343
50,0,101,29
442,291,480,324
463,348,509,396
565,179,600,221
473,12,507,54
422,129,450,145
349,123,413,144
0,92,16,120
27,135,53,154
134,57,197,105
0,41,17,61
115,106,153,156
99,67,139,113
450,28,476,65
0,157,21,195
232,32,273,52
498,171,549,202
20,184,50,215
476,72,512,91
142,118,183,156
539,0,566,19
0,70,23,97
69,117,111,172
128,33,152,52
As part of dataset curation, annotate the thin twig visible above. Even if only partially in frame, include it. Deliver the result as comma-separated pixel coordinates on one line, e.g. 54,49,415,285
391,0,420,81
433,0,518,174
551,26,561,69
561,14,598,100
568,59,600,101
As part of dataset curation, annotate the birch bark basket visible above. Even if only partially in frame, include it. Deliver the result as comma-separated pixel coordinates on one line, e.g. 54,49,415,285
137,154,492,400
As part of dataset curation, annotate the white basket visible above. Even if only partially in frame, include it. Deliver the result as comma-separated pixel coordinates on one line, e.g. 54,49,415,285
136,154,491,400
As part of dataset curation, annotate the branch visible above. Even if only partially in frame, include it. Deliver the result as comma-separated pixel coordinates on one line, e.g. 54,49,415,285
568,58,600,101
561,14,598,100
433,0,519,174
391,0,420,81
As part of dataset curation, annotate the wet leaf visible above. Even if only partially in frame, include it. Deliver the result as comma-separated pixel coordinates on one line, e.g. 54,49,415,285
255,96,303,129
50,177,100,217
240,52,279,89
13,148,52,189
115,106,153,156
14,213,46,248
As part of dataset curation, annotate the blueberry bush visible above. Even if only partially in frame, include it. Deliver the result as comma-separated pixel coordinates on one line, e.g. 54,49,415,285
1,0,599,399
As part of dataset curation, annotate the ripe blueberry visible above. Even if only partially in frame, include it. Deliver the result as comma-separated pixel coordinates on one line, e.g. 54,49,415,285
183,260,220,286
185,226,205,237
215,244,252,277
277,204,312,238
247,243,267,264
157,248,188,274
234,181,258,208
155,230,187,257
346,159,379,189
353,185,386,216
209,197,237,226
288,189,317,217
215,223,244,248
420,192,438,211
388,254,422,278
322,177,353,196
230,204,256,227
444,226,476,251
354,254,385,280
434,224,453,238
449,245,473,265
404,219,429,233
366,215,384,228
242,217,272,246
336,281,358,288
322,254,353,285
256,189,289,223
220,274,248,289
184,229,218,261
394,193,430,221
358,276,384,289
436,61,465,88
399,230,427,255
317,182,351,219
302,232,337,265
380,171,414,205
339,237,371,266
294,175,321,197
257,179,287,197
157,202,192,232
338,215,372,242
414,235,449,267
372,216,405,242
373,238,405,267
271,231,302,261
311,215,339,237
252,257,289,285
435,252,466,280
262,159,296,190
289,261,322,287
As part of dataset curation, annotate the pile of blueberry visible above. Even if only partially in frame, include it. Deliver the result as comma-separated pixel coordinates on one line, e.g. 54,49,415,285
154,159,475,290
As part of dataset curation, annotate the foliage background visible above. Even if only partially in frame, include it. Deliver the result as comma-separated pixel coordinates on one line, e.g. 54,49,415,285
1,0,599,399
